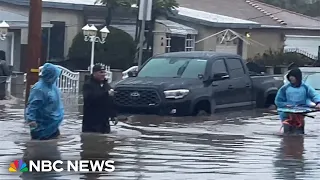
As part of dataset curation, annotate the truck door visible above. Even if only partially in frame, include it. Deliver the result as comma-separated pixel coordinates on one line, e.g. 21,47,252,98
211,59,234,107
225,57,252,106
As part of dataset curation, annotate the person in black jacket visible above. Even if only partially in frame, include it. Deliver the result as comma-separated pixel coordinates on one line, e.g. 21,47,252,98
82,63,117,134
0,50,10,76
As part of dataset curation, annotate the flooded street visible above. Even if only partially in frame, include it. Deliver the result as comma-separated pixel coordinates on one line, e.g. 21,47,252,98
0,96,320,180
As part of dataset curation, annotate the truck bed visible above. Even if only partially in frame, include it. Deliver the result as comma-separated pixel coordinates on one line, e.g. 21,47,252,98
251,74,284,90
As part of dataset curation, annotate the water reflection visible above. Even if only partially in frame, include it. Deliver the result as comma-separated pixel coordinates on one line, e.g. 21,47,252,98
273,135,305,180
80,134,115,180
80,134,115,160
21,140,62,180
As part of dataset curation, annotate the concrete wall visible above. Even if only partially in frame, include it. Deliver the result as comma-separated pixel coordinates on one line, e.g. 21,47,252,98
237,28,320,58
153,20,249,58
0,3,84,58
153,22,167,56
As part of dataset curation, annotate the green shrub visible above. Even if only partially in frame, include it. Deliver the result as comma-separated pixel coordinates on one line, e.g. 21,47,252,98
247,49,315,67
68,26,136,70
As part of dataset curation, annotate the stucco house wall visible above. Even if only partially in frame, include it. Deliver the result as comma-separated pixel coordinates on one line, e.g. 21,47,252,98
157,0,320,60
158,19,320,60
152,3,320,60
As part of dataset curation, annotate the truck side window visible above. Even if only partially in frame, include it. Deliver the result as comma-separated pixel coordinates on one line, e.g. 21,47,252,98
225,58,245,78
212,59,227,74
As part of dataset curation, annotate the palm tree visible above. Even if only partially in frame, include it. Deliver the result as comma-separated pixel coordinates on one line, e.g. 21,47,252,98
135,0,179,59
95,0,135,26
97,0,179,61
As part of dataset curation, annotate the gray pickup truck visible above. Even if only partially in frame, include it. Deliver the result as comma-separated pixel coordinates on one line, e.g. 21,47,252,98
113,51,283,116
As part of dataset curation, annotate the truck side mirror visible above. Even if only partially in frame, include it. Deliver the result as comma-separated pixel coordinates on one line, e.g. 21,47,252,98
128,71,137,77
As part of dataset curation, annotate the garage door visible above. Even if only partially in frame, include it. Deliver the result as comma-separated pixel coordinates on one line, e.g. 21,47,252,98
215,45,237,54
284,35,320,59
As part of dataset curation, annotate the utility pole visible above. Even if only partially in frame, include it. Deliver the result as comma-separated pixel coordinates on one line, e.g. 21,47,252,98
25,0,42,105
137,0,152,68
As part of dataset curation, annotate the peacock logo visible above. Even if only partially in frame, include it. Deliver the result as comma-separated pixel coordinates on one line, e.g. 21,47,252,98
9,160,29,172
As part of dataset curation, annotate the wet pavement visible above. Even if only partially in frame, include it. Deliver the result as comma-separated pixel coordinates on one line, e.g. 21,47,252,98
0,95,319,180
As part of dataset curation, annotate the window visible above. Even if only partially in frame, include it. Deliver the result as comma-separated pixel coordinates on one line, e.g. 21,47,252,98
165,34,171,53
225,58,245,78
212,59,227,74
137,58,207,78
185,34,195,51
49,21,65,60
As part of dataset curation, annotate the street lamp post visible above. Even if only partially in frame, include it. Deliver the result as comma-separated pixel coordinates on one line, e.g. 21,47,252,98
82,24,110,74
0,20,9,40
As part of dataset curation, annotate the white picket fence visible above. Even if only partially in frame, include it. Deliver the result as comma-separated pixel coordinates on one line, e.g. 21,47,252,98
43,65,80,93
23,65,113,90
104,66,113,83
23,65,80,93
284,48,318,60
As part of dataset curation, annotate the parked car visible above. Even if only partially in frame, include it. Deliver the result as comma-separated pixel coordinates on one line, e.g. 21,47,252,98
284,67,320,92
304,72,320,92
113,51,283,116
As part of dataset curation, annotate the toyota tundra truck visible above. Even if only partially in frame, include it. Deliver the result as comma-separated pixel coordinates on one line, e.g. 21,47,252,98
113,51,283,116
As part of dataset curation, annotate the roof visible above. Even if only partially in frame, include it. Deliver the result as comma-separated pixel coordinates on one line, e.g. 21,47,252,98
155,51,242,59
175,0,320,28
169,8,261,29
0,0,100,10
2,0,319,29
156,19,198,35
43,0,97,5
0,9,52,28
0,8,27,21
177,7,259,25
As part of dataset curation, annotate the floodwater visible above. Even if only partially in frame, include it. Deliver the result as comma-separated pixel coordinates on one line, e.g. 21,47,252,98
0,95,320,180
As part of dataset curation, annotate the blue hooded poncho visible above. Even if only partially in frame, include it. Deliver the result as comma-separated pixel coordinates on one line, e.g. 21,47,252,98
275,68,320,121
25,63,64,140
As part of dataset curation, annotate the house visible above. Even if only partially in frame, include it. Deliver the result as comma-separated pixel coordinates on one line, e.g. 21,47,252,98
0,0,136,72
153,0,320,60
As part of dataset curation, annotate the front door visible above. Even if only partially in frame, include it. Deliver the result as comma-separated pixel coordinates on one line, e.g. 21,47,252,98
210,58,233,107
225,57,252,106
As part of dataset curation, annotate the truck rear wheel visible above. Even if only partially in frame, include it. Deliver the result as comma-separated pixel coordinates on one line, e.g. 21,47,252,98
265,94,276,108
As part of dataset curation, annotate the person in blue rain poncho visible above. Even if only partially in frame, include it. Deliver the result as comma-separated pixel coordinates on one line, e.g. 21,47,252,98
25,63,64,140
275,68,320,134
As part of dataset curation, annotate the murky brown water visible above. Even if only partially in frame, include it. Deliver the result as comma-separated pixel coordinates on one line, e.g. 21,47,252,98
0,95,319,180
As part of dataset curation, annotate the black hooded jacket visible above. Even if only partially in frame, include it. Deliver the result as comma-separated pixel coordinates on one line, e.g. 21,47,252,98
286,68,302,87
82,75,116,133
0,51,9,76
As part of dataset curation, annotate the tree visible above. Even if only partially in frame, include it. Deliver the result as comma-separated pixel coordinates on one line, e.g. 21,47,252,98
247,49,315,67
97,0,179,62
68,26,136,70
143,0,179,58
132,0,179,62
95,0,135,26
